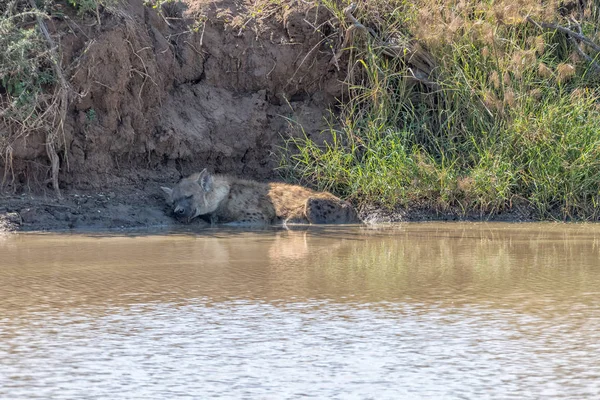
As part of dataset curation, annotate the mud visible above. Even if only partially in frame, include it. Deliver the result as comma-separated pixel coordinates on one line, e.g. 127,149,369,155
0,191,177,232
0,189,539,233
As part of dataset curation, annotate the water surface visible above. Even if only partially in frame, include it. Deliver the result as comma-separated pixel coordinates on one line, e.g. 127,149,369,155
1,223,599,399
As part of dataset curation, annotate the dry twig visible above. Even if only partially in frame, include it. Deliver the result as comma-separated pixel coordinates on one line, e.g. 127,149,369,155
527,16,600,73
527,16,600,52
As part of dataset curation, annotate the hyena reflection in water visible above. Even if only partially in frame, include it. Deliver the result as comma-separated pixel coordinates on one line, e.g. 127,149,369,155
161,169,360,225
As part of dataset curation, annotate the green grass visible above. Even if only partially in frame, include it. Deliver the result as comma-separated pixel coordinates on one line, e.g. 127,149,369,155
281,0,600,220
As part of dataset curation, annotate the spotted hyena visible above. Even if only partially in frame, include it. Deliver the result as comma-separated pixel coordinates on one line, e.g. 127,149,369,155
161,169,360,225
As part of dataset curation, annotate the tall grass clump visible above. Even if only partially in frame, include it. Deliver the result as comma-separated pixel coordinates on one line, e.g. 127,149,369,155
282,0,600,219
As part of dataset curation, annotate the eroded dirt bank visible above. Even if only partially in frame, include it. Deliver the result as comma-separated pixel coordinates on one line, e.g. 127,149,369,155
1,0,352,231
19,0,344,184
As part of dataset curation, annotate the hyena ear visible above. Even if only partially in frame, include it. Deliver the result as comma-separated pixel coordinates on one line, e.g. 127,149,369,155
160,186,173,200
196,168,213,192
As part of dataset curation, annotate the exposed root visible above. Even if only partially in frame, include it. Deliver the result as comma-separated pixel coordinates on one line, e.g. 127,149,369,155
46,139,61,199
28,0,70,199
124,19,161,107
1,145,15,192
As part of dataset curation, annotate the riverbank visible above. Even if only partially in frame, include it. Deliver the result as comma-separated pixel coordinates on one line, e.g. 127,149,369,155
0,188,539,233
2,0,600,230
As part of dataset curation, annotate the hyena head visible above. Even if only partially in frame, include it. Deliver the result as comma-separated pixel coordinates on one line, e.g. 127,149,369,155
161,169,216,223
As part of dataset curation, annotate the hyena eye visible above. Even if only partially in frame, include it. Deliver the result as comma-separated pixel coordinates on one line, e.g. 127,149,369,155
185,195,193,200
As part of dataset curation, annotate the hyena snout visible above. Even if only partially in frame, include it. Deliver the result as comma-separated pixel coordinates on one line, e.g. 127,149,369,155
171,198,196,222
174,205,185,216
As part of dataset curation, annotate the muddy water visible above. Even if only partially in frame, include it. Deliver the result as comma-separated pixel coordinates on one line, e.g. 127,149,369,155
1,223,600,399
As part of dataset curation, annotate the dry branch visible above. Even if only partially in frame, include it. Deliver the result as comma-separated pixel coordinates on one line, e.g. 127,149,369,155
527,16,600,73
526,17,600,53
330,3,438,90
569,36,600,72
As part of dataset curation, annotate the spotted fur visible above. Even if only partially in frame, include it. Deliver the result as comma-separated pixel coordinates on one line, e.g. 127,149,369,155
161,169,360,225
